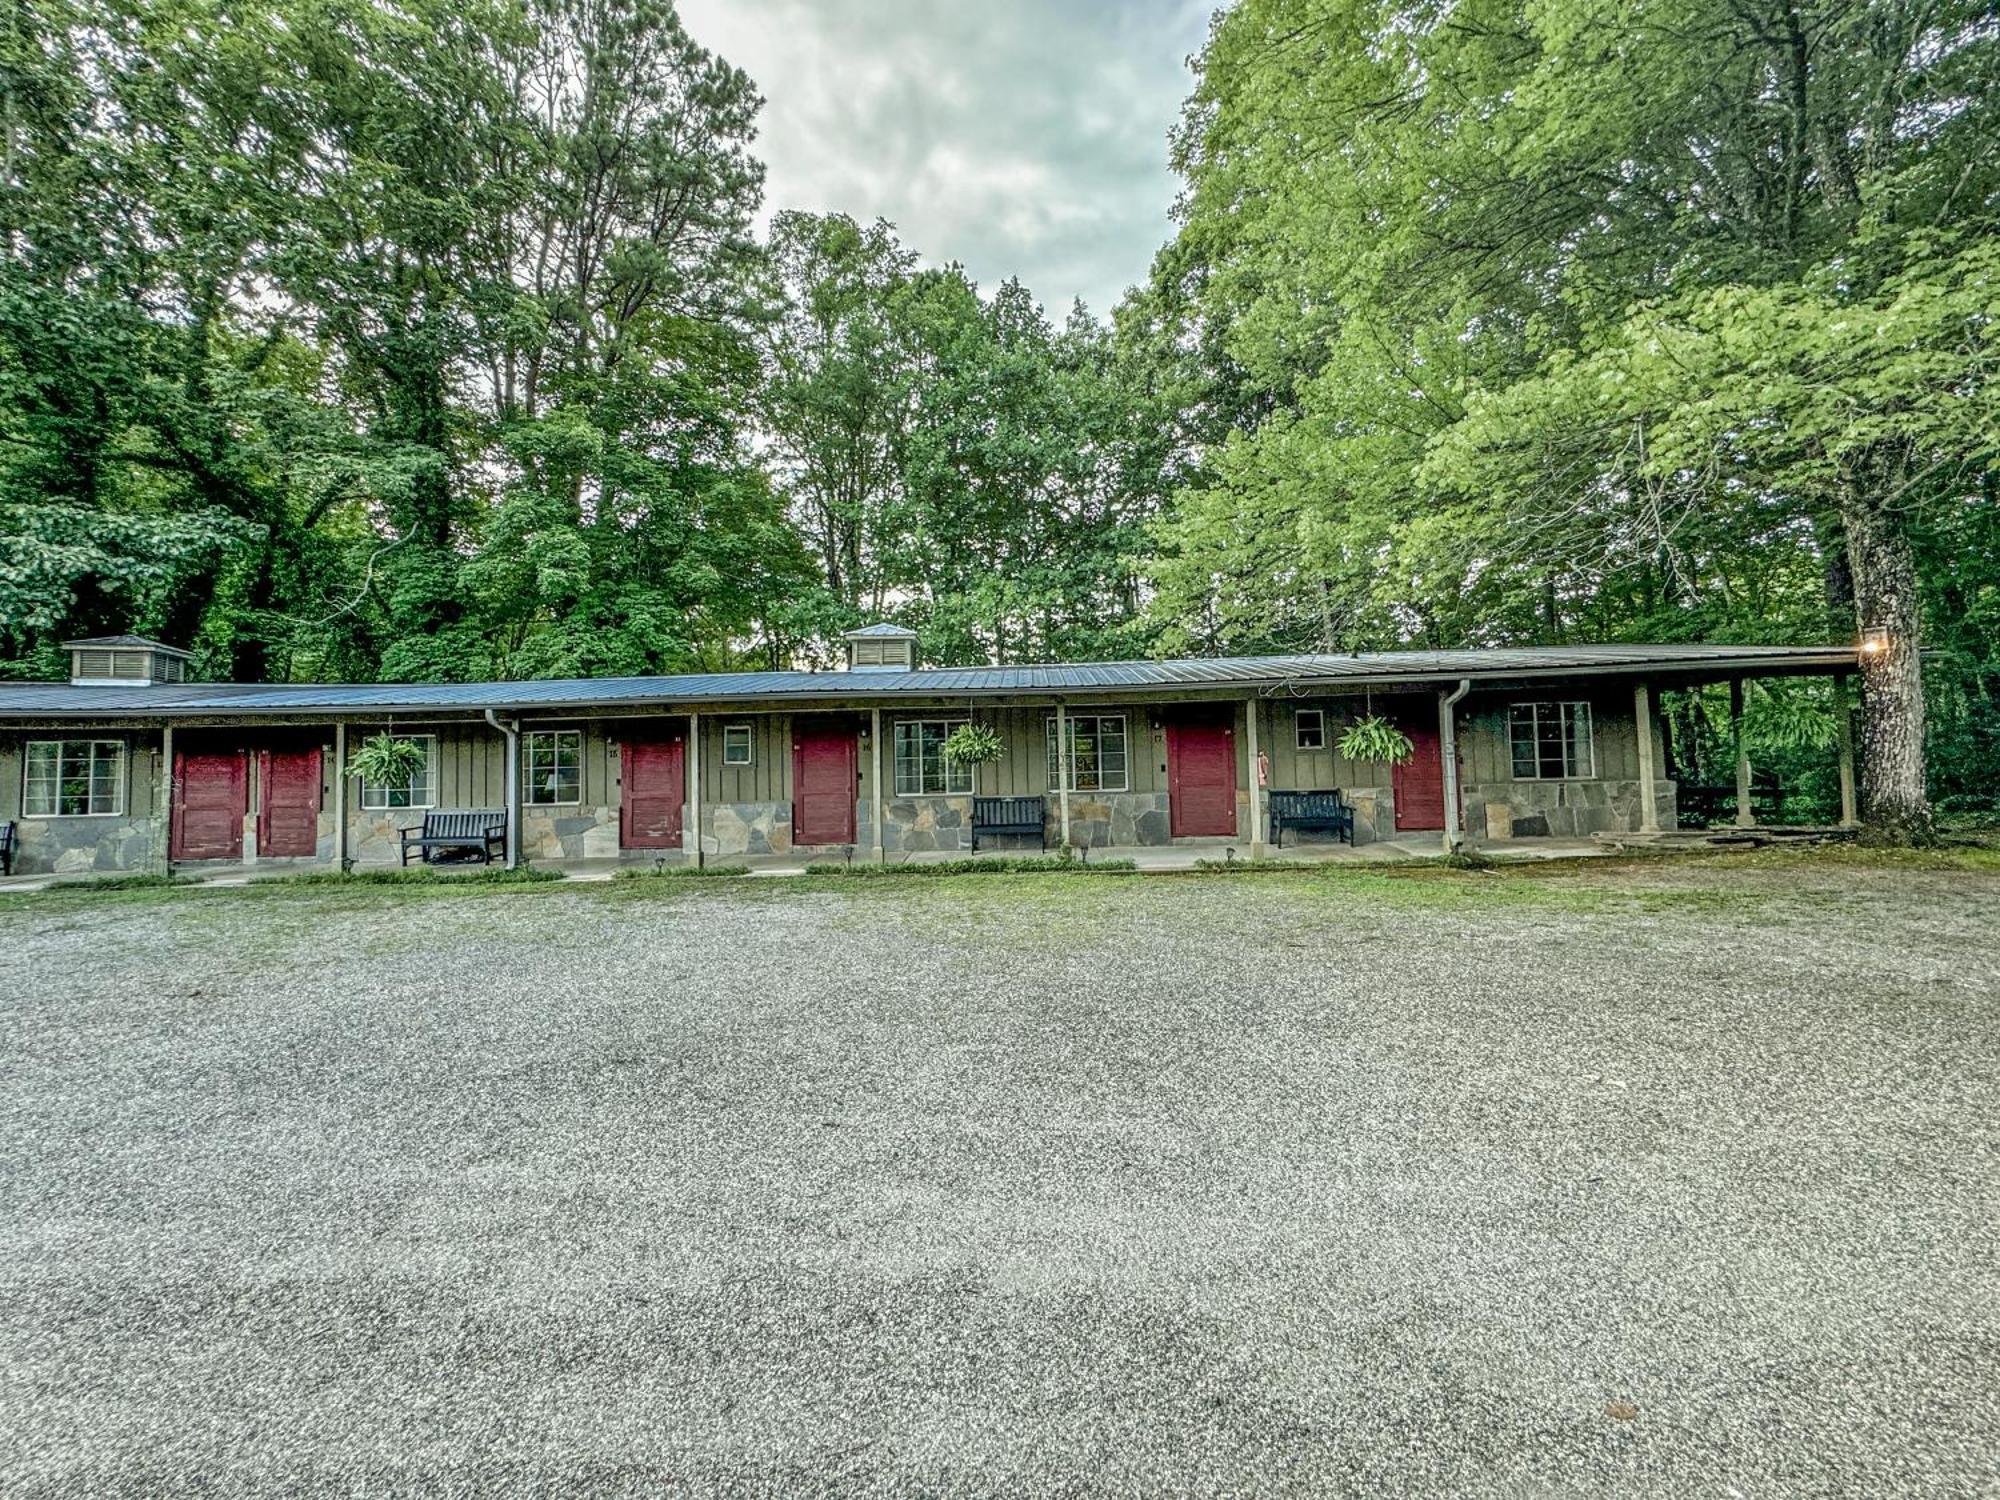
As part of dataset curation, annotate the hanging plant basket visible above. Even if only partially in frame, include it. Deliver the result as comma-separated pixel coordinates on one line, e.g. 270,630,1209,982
941,722,1005,767
1337,714,1415,765
349,732,428,787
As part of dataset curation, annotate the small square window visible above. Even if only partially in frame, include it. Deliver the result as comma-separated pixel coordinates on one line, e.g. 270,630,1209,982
1295,709,1326,751
1508,702,1595,779
23,739,125,816
525,730,582,805
722,724,754,766
1045,715,1128,793
893,720,973,795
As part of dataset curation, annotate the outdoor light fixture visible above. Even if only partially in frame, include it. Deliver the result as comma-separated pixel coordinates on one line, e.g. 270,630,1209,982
1860,625,1890,656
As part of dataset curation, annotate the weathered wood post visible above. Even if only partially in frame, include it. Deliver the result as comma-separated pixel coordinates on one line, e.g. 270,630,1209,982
687,711,702,869
154,723,175,875
870,708,885,864
1245,696,1266,860
1731,678,1754,829
1836,672,1860,828
1634,681,1660,833
333,721,348,871
1055,700,1072,849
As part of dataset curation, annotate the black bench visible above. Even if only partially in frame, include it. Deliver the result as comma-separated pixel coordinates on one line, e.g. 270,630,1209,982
400,810,508,866
971,796,1047,851
1269,790,1354,847
0,820,15,876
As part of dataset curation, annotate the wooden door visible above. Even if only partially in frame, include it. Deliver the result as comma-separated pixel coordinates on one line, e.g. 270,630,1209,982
172,749,246,861
791,721,856,844
1393,717,1446,831
256,747,322,857
621,737,685,848
1167,719,1237,837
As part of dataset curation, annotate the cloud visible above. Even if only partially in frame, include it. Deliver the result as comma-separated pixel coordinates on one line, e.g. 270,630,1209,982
676,0,1212,318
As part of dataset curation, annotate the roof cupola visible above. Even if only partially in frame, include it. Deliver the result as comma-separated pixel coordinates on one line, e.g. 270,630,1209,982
841,623,919,672
62,635,191,686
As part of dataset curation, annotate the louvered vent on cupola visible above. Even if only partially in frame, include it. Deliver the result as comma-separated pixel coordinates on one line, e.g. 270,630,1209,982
841,623,919,672
63,635,193,686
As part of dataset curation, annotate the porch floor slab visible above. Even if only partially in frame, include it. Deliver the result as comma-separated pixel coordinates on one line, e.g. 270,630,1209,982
0,836,1631,891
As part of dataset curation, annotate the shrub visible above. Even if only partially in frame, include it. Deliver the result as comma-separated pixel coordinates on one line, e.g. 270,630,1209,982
805,854,1137,878
612,863,753,880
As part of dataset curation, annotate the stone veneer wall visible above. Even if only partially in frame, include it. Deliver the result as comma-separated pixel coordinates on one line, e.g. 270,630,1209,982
1062,791,1172,849
703,801,791,858
1461,778,1676,839
12,814,157,875
242,810,339,867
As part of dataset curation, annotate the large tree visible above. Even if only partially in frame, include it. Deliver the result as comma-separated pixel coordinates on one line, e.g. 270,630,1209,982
1140,0,2000,838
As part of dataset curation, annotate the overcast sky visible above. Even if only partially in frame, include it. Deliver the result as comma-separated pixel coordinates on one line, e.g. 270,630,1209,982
676,0,1214,318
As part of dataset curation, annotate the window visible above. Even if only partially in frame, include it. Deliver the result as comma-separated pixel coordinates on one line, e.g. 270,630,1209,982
893,720,972,795
359,734,437,810
23,739,125,817
722,724,754,766
525,730,582,804
1509,702,1595,779
1295,709,1326,751
1045,715,1128,793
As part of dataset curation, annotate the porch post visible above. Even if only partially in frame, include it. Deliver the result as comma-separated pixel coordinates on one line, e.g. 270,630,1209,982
1245,697,1266,859
1836,672,1860,828
502,720,520,870
1634,681,1660,833
333,721,348,871
155,723,175,875
1731,678,1754,828
687,711,703,869
1055,700,1072,849
870,708,885,863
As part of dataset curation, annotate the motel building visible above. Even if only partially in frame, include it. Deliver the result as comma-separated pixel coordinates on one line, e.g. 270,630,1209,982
0,628,1864,878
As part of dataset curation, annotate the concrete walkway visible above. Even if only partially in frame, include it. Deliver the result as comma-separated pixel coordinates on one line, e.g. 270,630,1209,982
0,836,1624,893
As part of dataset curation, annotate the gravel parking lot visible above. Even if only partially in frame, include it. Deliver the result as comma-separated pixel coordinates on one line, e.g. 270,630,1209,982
3,858,1998,1497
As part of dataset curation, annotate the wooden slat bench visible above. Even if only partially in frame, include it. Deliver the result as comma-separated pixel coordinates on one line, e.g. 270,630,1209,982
0,820,15,876
971,796,1047,852
1269,790,1354,848
400,810,508,866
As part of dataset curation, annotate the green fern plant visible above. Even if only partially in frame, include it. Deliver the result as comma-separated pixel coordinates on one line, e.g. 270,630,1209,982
941,722,1005,766
349,732,428,787
1337,714,1415,765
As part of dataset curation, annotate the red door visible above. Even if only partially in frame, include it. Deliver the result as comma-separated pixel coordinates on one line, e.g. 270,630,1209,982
1393,718,1446,831
622,738,685,848
172,749,247,861
1167,720,1237,837
256,747,322,857
792,721,856,845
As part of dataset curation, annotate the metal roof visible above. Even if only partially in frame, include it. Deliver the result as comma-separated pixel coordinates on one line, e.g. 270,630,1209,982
842,623,921,639
0,643,1858,720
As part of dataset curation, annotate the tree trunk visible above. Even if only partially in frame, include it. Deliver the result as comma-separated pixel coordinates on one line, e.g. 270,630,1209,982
1840,463,1932,844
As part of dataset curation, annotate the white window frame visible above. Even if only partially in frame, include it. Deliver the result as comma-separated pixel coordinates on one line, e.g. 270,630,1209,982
1295,708,1326,751
1508,701,1597,780
722,723,754,767
1045,714,1129,793
22,738,126,818
524,729,583,806
358,733,438,811
893,719,973,796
